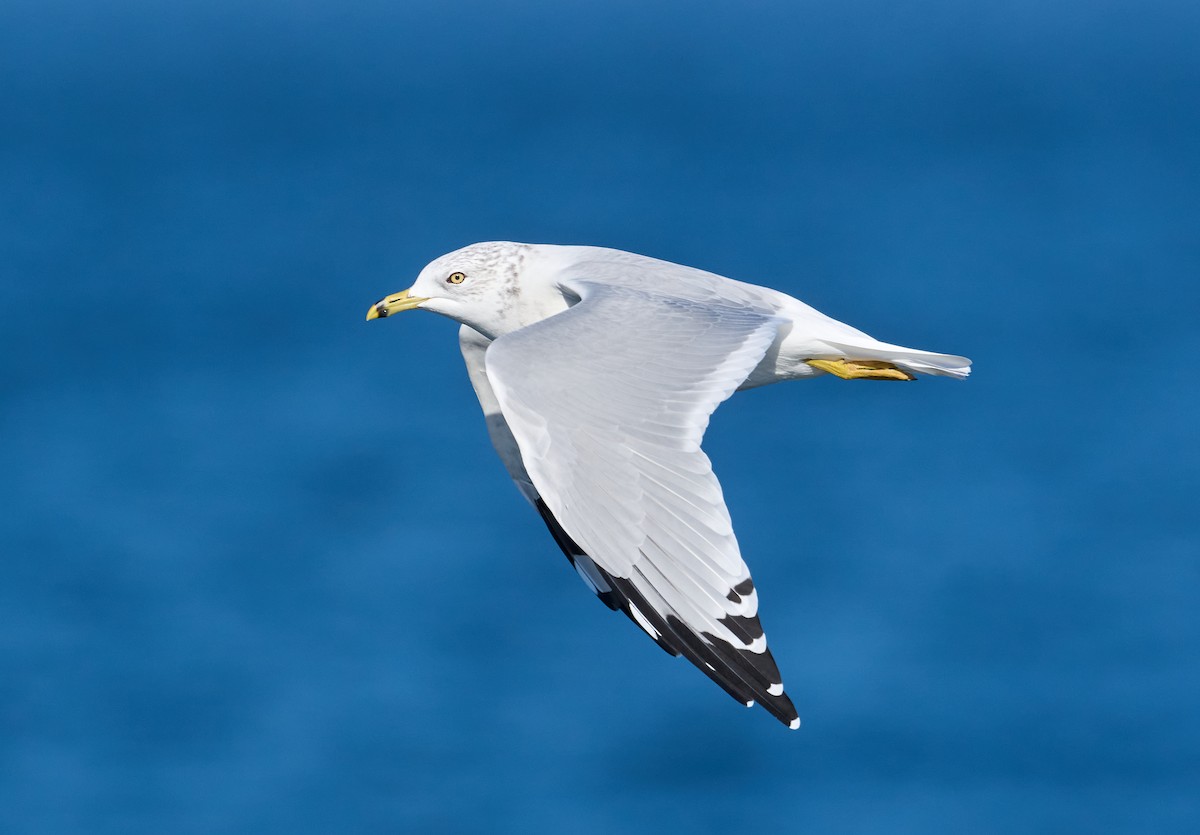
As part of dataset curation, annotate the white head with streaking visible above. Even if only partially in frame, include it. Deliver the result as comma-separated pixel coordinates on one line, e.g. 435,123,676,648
367,241,970,730
367,241,569,341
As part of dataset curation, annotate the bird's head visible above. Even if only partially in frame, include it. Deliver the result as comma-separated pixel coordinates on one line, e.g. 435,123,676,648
366,241,530,338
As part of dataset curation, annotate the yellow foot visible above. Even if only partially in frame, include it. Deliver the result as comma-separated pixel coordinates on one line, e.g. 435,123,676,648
805,358,916,381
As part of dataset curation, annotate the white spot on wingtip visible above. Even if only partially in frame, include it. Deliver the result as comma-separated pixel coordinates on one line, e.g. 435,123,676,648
789,718,800,730
628,603,660,640
745,700,754,708
767,683,784,696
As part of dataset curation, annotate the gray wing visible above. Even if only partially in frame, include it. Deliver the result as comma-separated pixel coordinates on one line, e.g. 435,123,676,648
483,283,799,728
459,325,619,605
459,326,538,504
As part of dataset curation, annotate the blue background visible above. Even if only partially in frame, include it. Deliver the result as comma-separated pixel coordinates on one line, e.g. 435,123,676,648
2,1,1197,832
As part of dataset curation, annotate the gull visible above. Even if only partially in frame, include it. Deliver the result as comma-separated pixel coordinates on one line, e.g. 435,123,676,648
367,242,970,729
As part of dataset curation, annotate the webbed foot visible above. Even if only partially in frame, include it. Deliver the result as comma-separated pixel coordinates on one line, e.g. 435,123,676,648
805,358,915,381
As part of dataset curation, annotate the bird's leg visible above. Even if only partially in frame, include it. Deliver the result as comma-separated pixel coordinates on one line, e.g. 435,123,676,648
804,358,916,381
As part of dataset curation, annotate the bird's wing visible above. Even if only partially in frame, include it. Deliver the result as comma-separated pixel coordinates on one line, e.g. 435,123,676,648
460,325,622,606
485,281,798,728
458,325,538,504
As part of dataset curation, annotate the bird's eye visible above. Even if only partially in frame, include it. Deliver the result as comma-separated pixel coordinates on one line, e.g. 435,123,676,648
447,272,466,284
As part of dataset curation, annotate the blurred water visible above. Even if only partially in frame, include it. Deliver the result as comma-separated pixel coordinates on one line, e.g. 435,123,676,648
2,1,1197,832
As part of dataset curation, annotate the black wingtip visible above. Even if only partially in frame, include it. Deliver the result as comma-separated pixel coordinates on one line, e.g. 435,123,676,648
530,498,799,730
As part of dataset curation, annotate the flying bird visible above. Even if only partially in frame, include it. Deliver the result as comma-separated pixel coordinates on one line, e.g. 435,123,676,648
366,242,970,729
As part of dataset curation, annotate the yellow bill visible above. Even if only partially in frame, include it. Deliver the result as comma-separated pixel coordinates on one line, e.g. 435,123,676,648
366,289,429,321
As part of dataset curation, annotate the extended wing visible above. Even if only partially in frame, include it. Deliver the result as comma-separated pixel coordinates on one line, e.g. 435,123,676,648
481,284,799,728
459,326,619,605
